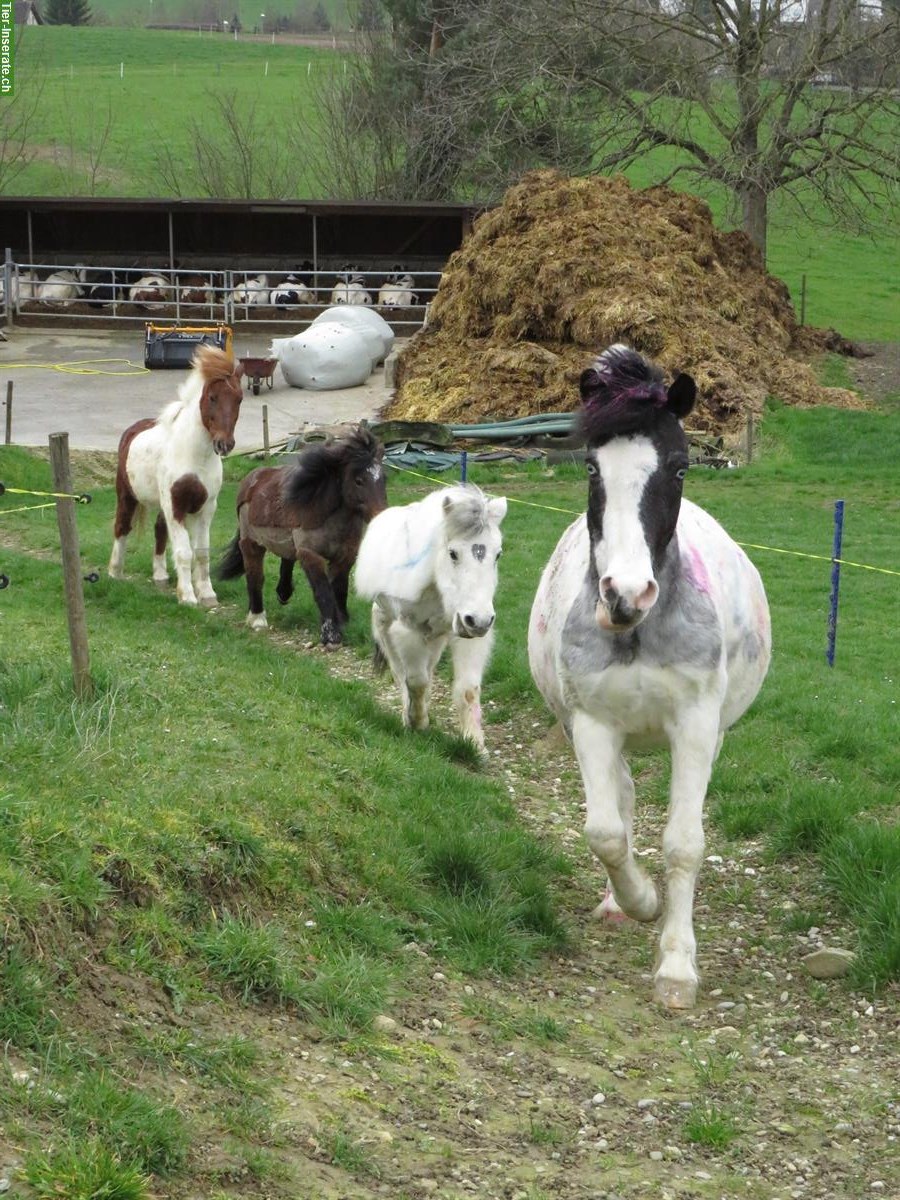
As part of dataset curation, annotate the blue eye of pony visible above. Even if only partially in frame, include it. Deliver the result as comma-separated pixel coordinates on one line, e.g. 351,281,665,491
586,462,598,477
676,468,688,480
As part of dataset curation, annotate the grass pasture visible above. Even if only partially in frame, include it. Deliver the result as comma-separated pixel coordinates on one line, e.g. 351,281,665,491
86,0,353,33
12,26,334,198
0,370,898,1197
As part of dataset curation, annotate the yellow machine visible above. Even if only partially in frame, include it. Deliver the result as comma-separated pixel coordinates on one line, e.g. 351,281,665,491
144,324,233,369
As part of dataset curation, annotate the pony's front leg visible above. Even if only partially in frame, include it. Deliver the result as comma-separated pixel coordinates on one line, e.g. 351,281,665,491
189,503,219,608
654,711,719,1011
572,711,661,925
151,513,169,585
394,624,436,729
296,548,341,646
594,757,636,925
161,507,198,606
108,487,138,580
450,628,494,751
330,558,353,625
373,605,436,730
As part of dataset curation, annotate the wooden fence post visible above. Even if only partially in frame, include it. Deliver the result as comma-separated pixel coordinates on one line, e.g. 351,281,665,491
49,432,93,699
262,404,270,457
4,381,11,445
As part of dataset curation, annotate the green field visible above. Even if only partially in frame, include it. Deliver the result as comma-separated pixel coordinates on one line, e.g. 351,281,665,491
1,370,898,1196
81,0,352,31
11,26,334,197
4,25,899,338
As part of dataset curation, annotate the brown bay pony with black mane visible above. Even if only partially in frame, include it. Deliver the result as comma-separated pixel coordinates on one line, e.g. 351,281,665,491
218,427,387,646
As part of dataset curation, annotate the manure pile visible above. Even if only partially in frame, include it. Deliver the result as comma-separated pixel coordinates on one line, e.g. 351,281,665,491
389,171,859,433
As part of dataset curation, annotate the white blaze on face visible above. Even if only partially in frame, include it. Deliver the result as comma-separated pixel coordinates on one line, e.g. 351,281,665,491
591,436,661,628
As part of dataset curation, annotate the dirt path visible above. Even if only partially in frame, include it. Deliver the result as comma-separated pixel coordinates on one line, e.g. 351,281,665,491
224,644,896,1200
846,341,900,403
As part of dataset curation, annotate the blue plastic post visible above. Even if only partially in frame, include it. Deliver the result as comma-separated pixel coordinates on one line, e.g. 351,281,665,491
826,499,845,667
460,450,468,483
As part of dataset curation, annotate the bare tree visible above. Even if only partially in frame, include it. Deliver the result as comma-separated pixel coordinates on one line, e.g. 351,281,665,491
0,38,45,194
149,91,305,198
302,0,900,257
299,1,593,201
487,0,900,257
56,90,118,195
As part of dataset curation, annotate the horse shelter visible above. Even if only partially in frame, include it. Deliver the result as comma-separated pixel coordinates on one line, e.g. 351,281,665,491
0,195,479,335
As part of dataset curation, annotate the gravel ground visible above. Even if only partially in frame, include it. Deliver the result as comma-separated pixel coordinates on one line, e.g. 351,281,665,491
220,632,897,1200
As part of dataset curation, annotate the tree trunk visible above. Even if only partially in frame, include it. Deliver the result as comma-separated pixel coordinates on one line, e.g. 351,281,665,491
740,180,768,261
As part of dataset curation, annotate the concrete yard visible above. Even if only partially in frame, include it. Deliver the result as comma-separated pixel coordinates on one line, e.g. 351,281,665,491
0,326,394,454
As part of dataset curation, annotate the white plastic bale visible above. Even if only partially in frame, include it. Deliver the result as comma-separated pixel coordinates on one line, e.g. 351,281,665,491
310,304,395,367
271,322,372,390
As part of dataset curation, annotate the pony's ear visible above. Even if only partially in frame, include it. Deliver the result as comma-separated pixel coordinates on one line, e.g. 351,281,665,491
487,496,508,524
232,360,244,381
579,366,605,408
442,495,455,515
667,373,696,418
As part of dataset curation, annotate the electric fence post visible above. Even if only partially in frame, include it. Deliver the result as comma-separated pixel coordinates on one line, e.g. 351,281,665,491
49,432,93,699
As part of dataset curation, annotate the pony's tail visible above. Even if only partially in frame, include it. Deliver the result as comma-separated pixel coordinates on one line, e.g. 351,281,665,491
216,531,246,581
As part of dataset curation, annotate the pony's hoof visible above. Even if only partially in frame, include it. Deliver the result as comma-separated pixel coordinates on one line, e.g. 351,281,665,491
591,890,628,925
246,613,268,631
654,976,698,1010
199,594,218,609
178,596,199,607
320,620,342,647
153,577,169,589
108,568,123,581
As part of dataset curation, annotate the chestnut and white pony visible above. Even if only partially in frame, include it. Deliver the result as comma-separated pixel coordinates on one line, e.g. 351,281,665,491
355,485,507,750
529,345,770,1010
108,346,244,607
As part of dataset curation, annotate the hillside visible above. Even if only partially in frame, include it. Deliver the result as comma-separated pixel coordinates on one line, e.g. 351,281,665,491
1,389,899,1197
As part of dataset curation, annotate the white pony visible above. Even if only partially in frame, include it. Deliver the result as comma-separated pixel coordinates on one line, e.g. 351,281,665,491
108,346,244,607
529,345,770,1010
355,485,508,750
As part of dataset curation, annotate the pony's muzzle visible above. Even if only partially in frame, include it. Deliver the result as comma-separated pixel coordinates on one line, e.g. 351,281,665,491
214,437,235,457
597,576,658,631
455,612,495,639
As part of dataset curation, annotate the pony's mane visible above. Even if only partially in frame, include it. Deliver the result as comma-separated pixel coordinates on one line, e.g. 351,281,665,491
438,485,497,539
282,427,381,511
161,345,237,426
578,344,672,444
193,344,237,385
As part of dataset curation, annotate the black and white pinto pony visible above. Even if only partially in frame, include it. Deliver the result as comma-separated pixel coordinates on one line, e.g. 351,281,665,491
355,485,507,751
529,345,770,1009
108,346,244,607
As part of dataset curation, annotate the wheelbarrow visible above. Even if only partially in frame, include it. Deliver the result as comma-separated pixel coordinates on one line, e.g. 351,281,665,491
238,356,279,396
